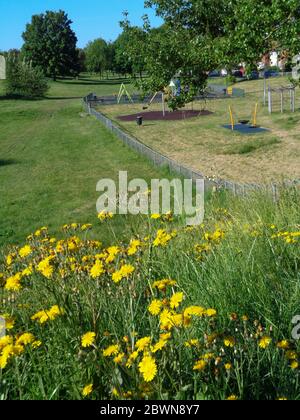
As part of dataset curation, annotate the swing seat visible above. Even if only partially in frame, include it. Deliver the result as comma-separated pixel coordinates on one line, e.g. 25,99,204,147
239,120,249,125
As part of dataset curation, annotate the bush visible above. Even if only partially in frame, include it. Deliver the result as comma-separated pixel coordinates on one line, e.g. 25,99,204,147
225,75,236,86
5,56,49,98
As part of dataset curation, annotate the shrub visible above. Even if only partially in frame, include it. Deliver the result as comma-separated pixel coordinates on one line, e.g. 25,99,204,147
5,56,49,98
225,75,236,86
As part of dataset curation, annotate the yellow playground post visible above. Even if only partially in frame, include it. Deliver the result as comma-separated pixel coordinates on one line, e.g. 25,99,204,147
252,103,258,128
117,83,133,104
229,106,234,130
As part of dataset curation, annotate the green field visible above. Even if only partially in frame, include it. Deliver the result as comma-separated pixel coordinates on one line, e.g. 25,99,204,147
0,77,164,247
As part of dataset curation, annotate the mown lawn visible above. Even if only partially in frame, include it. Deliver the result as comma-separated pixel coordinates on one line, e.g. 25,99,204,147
0,77,165,248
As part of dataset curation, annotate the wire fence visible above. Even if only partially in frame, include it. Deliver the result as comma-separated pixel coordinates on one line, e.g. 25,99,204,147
83,94,300,200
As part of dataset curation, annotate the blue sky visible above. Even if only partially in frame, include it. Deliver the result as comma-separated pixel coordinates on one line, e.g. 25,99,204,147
0,0,162,51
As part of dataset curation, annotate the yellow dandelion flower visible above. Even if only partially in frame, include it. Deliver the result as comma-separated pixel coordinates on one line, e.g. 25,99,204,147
139,355,157,382
184,339,199,348
286,351,298,360
0,336,14,351
37,257,54,279
206,308,217,317
153,229,172,247
135,337,151,352
112,387,120,397
0,314,15,330
225,363,232,371
22,265,33,277
151,214,161,220
90,260,104,279
127,239,142,256
227,395,239,401
160,333,172,341
6,254,15,266
202,352,214,360
114,353,125,364
19,245,32,258
277,340,290,350
126,351,139,368
160,309,174,331
5,273,22,291
290,361,299,370
148,300,163,316
151,339,168,354
98,211,113,221
16,333,35,346
170,292,184,309
105,246,120,264
112,264,135,284
81,332,96,348
103,344,120,357
152,279,177,290
224,337,236,348
32,340,42,349
81,224,92,231
184,306,206,318
31,305,64,324
193,359,207,371
259,336,272,349
82,384,93,397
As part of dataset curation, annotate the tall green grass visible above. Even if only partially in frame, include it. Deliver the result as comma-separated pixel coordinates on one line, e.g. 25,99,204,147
1,188,299,400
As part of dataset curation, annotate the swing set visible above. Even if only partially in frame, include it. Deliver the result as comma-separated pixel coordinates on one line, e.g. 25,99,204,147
228,103,259,131
117,83,134,104
142,91,166,117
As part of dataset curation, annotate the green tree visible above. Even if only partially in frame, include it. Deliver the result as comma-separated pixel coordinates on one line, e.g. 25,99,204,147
85,38,108,78
77,48,86,74
22,10,79,80
113,31,133,76
5,54,49,98
139,0,300,108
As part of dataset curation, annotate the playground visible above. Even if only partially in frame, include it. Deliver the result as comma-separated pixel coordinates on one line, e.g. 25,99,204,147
96,76,300,184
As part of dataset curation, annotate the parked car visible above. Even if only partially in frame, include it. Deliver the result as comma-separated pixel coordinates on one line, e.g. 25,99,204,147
247,71,259,80
208,70,220,77
263,70,279,79
232,70,244,78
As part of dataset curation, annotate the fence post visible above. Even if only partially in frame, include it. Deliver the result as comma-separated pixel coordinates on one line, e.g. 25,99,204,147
272,184,278,203
268,87,272,114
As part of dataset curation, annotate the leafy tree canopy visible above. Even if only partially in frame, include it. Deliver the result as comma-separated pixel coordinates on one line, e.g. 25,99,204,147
124,0,300,108
85,38,108,76
22,10,79,80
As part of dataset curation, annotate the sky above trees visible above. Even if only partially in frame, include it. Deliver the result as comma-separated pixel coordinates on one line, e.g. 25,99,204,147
0,0,162,51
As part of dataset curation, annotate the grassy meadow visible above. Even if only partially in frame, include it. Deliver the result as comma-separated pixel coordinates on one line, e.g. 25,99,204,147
0,76,166,248
0,75,300,401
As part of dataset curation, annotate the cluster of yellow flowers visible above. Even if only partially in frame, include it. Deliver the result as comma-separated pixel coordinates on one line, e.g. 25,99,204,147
0,333,41,369
31,305,64,324
271,230,300,245
0,212,299,400
153,229,177,247
98,211,114,222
